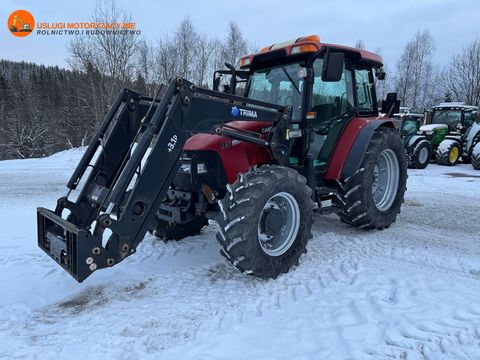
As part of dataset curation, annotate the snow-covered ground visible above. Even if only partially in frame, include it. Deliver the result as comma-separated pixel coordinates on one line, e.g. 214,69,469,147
1,149,480,360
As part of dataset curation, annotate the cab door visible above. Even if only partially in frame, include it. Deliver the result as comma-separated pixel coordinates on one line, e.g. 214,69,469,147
309,57,355,170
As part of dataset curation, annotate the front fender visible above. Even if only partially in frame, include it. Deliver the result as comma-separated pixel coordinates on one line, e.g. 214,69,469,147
406,135,425,148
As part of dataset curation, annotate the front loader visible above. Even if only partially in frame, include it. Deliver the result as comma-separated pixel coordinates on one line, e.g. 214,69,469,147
38,35,407,282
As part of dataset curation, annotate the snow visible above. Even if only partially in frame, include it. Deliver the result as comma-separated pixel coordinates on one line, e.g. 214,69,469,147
419,124,448,131
437,138,457,152
433,103,477,109
1,149,480,359
474,142,480,156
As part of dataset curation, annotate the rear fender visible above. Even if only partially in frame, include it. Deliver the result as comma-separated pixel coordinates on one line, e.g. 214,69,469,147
324,118,397,180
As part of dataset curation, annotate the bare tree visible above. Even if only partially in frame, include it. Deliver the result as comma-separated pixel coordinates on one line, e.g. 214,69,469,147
68,0,139,99
193,35,218,87
154,34,180,84
175,17,198,80
136,39,155,95
395,30,436,109
355,40,366,50
442,39,480,105
221,22,248,67
373,48,392,102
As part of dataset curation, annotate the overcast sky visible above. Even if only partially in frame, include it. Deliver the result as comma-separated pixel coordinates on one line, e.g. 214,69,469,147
1,0,479,72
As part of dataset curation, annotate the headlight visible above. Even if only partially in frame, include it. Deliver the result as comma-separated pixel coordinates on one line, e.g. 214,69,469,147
419,130,434,135
178,162,208,174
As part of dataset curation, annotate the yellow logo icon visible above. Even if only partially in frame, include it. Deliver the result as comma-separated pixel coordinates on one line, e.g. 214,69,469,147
8,10,35,37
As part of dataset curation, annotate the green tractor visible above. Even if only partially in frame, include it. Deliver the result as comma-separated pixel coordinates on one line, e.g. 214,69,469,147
394,111,431,169
421,103,480,166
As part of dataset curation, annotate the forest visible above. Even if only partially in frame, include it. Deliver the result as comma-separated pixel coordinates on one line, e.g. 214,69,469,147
0,0,479,160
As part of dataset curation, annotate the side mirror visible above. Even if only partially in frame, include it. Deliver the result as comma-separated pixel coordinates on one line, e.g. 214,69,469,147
381,92,400,117
375,67,386,80
322,52,344,82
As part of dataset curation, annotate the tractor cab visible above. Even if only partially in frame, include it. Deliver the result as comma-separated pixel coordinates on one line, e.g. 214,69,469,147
428,103,478,133
215,35,388,174
393,112,424,139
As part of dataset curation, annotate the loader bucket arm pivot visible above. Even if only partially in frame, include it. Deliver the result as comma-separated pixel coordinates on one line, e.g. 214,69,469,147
37,77,292,282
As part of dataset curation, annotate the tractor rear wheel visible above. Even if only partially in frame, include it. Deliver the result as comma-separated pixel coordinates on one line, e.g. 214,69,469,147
408,139,431,169
436,139,461,166
216,165,314,279
333,127,407,229
463,133,480,163
472,143,480,170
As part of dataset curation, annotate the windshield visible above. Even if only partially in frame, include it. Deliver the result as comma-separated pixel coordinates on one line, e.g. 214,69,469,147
431,109,461,129
401,119,419,136
246,62,303,118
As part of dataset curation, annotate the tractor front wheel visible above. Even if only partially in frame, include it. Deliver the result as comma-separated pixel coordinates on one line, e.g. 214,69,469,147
408,139,431,169
333,127,407,229
436,139,461,166
216,165,314,279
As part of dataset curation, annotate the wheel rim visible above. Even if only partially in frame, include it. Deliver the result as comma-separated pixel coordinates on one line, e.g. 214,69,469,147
372,149,400,211
257,192,300,257
418,146,429,164
449,146,459,163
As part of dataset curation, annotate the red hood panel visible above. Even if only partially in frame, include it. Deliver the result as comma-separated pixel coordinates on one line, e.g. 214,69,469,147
183,121,273,183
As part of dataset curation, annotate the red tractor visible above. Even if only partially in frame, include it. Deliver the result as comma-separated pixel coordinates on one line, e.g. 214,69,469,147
37,35,407,282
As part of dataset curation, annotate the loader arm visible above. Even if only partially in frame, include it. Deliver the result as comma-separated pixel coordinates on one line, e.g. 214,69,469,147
37,77,292,282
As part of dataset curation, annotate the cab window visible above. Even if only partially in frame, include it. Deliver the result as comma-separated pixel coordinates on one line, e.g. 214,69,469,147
464,109,478,128
247,62,304,119
311,58,354,126
355,69,376,114
432,110,461,131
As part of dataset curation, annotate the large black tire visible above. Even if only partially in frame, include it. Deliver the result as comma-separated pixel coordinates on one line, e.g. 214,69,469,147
472,143,480,170
333,127,407,229
436,139,461,166
216,165,314,279
407,139,431,169
149,215,208,240
463,133,480,164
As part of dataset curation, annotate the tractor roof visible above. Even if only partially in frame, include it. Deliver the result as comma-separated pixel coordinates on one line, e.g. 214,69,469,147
432,102,477,110
239,35,383,69
394,113,424,119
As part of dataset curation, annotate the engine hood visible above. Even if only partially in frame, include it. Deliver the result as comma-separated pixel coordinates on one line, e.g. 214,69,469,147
419,124,448,132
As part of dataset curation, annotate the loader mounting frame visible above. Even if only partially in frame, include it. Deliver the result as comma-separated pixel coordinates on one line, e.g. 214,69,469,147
37,77,292,282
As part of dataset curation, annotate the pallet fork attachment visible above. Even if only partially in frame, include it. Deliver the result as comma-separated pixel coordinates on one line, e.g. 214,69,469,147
37,77,292,282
